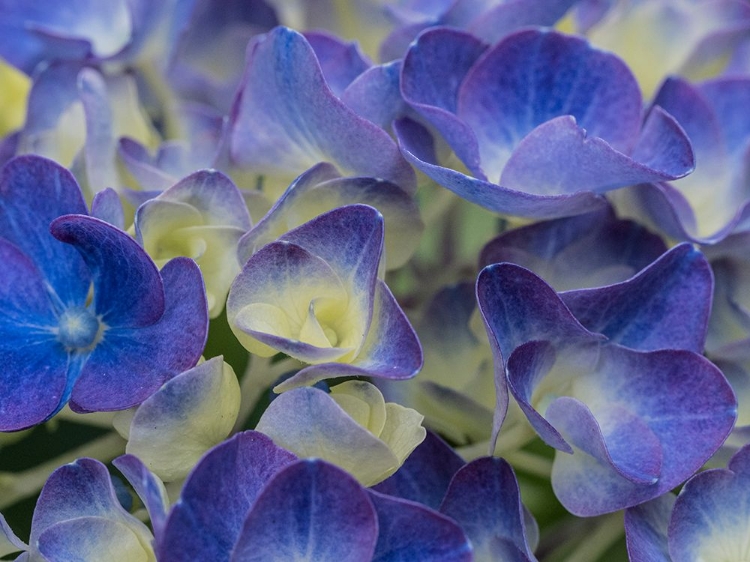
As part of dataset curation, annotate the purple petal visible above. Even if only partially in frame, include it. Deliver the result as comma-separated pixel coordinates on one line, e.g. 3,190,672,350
439,457,537,562
0,155,89,305
231,460,378,562
0,512,26,556
167,0,279,112
479,204,667,291
0,1,132,73
669,444,750,560
229,241,359,364
278,204,383,289
117,137,175,192
37,517,153,562
372,430,465,511
370,490,472,562
90,188,124,229
498,111,693,196
546,397,663,485
476,263,600,364
112,454,169,539
624,493,674,562
507,342,737,515
229,27,415,192
458,28,641,180
0,238,71,430
395,116,609,219
305,31,371,97
50,215,165,328
401,27,488,176
560,243,713,353
137,169,251,234
69,257,207,412
30,458,148,547
465,0,580,43
157,431,297,562
78,67,118,192
699,77,750,157
341,61,408,132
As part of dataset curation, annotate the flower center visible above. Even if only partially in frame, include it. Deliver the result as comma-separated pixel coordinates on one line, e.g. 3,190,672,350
57,306,101,350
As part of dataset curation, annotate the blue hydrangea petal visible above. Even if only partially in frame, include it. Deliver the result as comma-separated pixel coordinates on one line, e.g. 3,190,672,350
230,460,378,562
465,0,579,43
50,214,165,328
157,431,297,562
395,117,608,219
507,341,737,515
560,243,713,353
476,263,601,364
0,512,27,557
229,27,415,192
499,110,693,196
30,458,152,549
112,454,169,540
669,444,750,561
372,430,465,511
369,490,472,562
0,1,133,73
699,77,750,157
480,204,667,291
624,493,675,562
37,517,153,562
458,29,642,181
341,61,408,132
439,457,537,562
305,31,371,98
0,156,89,306
90,188,124,229
68,257,207,412
400,27,488,176
0,239,76,430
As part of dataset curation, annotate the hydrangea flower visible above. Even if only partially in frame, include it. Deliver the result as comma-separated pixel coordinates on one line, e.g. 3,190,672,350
477,244,736,514
0,155,208,430
0,457,158,561
134,169,252,317
396,27,695,219
227,204,422,391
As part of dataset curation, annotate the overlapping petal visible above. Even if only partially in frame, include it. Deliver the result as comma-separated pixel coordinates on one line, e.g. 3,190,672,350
231,460,379,561
117,357,240,482
478,256,735,514
398,27,694,219
157,431,297,561
229,26,415,196
237,163,422,270
256,383,425,486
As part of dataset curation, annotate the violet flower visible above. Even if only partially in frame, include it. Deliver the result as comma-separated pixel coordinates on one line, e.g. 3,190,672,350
0,155,207,430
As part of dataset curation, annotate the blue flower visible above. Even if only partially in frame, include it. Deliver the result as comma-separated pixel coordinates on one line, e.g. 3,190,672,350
0,155,208,431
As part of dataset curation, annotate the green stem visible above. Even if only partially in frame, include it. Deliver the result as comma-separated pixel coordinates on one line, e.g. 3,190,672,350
0,432,126,510
503,449,553,479
559,512,624,562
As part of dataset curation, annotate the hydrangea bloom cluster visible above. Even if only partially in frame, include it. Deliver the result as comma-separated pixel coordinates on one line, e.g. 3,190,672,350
0,1,749,561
